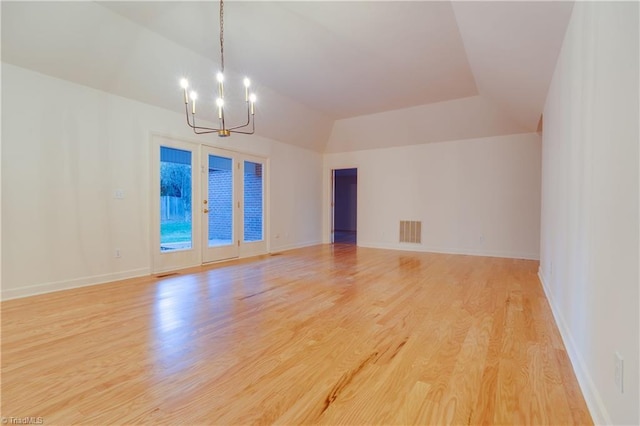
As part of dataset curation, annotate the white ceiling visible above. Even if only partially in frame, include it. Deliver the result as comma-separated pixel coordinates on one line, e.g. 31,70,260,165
1,1,574,151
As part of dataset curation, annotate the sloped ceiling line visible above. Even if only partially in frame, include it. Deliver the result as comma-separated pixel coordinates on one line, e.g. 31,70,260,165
1,1,574,151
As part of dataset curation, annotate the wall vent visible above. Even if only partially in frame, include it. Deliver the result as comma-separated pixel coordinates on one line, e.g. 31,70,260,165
399,220,421,244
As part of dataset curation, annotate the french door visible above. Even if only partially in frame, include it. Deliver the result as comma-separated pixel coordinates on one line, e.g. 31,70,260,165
201,147,266,262
152,136,266,273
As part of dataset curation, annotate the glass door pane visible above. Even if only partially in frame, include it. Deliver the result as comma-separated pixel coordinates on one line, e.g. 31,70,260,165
152,137,200,275
243,161,264,242
207,155,234,247
160,146,193,252
239,156,266,258
202,147,239,263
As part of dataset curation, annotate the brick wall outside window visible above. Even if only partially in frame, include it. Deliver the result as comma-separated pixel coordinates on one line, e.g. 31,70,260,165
244,162,263,242
208,169,233,241
207,162,263,243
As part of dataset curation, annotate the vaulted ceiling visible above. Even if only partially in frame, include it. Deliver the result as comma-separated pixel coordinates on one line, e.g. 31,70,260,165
2,1,574,152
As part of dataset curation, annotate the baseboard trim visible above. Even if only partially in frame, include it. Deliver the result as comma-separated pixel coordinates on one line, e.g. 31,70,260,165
356,241,539,260
0,240,323,300
537,269,611,425
1,268,151,301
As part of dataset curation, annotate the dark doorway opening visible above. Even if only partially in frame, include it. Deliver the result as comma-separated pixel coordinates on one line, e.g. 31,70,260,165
332,168,357,244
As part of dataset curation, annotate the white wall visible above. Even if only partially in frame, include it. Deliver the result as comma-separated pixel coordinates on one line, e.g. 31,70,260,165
268,138,323,252
539,2,639,424
324,133,541,259
1,63,323,300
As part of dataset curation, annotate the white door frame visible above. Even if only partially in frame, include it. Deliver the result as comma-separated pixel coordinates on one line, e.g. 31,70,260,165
238,153,268,259
201,145,240,263
151,134,269,274
151,135,202,274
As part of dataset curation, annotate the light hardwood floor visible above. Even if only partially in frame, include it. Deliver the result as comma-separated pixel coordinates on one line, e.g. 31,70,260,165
1,245,592,425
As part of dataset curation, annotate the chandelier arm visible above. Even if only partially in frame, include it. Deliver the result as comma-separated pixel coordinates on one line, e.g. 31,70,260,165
191,123,222,132
229,119,255,135
227,115,252,131
229,129,255,135
191,124,221,132
188,118,220,132
227,104,253,130
184,103,195,128
186,106,222,132
228,122,251,131
193,129,219,135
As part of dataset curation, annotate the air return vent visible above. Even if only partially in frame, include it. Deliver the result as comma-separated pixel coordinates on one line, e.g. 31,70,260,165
399,221,421,244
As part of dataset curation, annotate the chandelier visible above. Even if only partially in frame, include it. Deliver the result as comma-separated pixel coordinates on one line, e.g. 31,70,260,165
179,0,256,137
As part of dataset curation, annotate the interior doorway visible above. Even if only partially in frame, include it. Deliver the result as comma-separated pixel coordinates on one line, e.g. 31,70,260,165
332,168,357,244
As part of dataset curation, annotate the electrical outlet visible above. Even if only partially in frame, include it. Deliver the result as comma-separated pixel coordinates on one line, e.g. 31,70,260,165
115,248,121,258
114,189,125,199
614,352,624,393
479,235,485,244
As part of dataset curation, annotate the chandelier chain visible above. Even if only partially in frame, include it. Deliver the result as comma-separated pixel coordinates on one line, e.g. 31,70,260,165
219,0,225,73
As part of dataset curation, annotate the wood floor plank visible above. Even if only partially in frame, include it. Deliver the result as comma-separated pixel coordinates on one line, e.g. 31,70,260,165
1,245,592,424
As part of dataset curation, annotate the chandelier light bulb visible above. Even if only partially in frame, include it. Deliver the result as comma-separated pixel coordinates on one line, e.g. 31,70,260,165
190,91,198,114
216,72,224,83
243,77,251,101
180,78,189,103
249,93,256,115
216,97,224,119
